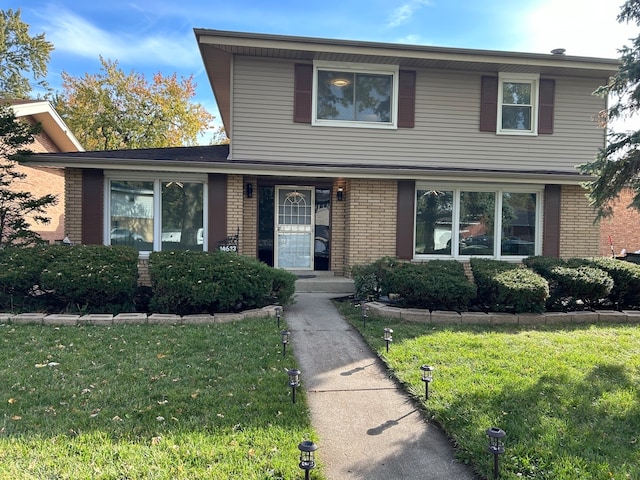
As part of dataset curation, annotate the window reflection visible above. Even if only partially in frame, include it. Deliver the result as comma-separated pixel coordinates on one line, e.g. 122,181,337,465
501,192,536,256
317,70,392,123
415,190,453,254
459,192,495,256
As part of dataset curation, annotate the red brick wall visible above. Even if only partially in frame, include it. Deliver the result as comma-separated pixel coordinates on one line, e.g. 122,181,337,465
10,126,66,243
599,189,640,256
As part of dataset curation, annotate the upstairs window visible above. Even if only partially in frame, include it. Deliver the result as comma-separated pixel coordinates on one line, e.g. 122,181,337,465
480,74,554,135
312,62,399,128
497,73,539,135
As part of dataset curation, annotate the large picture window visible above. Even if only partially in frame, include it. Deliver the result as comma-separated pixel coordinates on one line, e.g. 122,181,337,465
415,185,541,259
313,61,398,128
107,176,205,253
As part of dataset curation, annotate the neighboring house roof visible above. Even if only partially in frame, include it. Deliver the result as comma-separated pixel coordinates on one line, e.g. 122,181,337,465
194,29,620,137
6,99,84,152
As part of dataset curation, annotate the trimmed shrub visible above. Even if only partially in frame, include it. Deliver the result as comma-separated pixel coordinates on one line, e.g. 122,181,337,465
40,245,139,314
382,260,476,311
0,245,83,311
470,258,549,313
350,256,401,300
568,257,640,310
148,250,296,315
493,268,549,313
524,256,613,310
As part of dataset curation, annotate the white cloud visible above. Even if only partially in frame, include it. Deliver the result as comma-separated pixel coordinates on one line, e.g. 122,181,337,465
517,0,636,58
388,0,432,28
41,9,201,69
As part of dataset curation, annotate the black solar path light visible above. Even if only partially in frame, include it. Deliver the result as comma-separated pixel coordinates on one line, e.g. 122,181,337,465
287,368,301,404
383,327,393,352
420,364,434,399
361,303,369,328
275,306,282,328
297,440,318,480
486,427,506,479
280,329,290,358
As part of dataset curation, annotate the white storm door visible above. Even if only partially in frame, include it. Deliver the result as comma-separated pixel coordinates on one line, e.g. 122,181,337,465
275,187,314,269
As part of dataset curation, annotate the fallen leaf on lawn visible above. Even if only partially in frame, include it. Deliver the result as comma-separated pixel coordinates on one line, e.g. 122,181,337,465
156,353,166,359
248,448,255,457
190,390,199,399
156,416,165,422
11,416,21,421
152,436,162,445
112,416,122,422
7,398,16,404
216,413,224,418
35,363,47,368
47,362,60,367
90,409,101,418
157,399,168,405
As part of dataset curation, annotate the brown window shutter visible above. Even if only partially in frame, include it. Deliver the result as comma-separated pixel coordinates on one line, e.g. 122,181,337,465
293,63,313,123
81,169,104,245
396,180,415,259
480,76,498,132
398,70,416,128
208,173,228,251
538,79,555,134
543,184,561,257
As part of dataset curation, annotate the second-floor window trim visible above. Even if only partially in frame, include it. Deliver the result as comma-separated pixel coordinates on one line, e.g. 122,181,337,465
312,61,399,129
497,72,540,135
480,74,555,135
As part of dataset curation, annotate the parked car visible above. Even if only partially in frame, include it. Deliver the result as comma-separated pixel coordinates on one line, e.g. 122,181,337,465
110,228,145,244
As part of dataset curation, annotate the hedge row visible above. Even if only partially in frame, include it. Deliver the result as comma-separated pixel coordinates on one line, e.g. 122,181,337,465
0,246,296,315
148,250,296,315
0,245,139,313
351,256,640,313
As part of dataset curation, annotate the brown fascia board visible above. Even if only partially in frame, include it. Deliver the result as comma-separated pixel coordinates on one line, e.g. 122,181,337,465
193,28,620,75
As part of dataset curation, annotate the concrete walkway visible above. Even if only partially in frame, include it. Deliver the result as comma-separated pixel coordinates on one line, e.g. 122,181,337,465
285,293,480,480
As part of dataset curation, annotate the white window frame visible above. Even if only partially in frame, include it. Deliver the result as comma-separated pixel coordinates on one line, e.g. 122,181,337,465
104,173,208,257
497,73,540,136
312,60,399,129
413,182,543,261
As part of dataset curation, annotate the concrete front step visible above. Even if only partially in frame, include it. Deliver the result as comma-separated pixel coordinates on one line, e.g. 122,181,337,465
293,271,355,294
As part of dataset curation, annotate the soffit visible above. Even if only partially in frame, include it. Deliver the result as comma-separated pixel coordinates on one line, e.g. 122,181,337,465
195,29,619,78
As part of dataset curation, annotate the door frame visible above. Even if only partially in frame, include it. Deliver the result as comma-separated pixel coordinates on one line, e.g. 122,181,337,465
274,185,315,270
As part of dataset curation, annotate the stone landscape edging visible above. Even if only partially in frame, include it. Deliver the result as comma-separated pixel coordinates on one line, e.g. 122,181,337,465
0,305,280,326
3,303,640,326
364,302,640,325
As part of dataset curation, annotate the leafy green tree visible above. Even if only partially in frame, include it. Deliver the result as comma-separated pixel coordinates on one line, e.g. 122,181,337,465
579,0,640,218
54,57,215,150
0,8,53,98
0,103,57,246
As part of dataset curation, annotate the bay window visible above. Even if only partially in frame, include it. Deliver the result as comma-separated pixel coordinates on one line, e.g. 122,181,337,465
107,176,206,253
415,184,541,259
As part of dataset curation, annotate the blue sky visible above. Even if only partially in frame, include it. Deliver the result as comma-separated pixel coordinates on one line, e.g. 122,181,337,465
4,0,637,139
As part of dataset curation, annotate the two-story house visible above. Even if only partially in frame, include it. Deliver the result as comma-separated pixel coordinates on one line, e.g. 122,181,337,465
22,30,619,277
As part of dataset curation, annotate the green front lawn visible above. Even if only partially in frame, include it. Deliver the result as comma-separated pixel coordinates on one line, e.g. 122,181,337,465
0,320,321,479
338,301,640,480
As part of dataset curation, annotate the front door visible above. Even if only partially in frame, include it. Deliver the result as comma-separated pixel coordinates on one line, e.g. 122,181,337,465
275,186,314,269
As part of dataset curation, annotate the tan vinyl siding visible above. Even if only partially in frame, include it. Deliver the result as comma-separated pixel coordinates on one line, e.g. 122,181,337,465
231,57,606,173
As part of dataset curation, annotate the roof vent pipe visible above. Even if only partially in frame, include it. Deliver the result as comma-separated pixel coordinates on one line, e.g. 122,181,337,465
550,48,566,55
